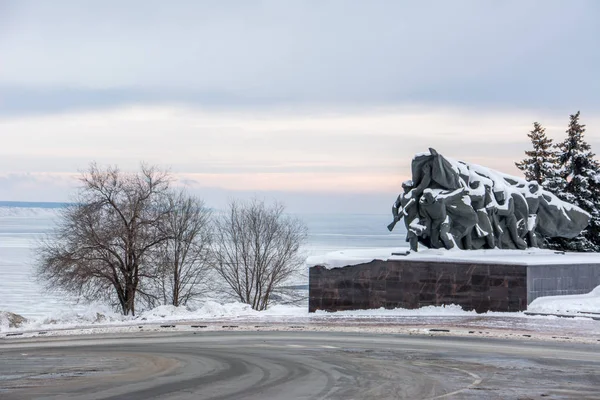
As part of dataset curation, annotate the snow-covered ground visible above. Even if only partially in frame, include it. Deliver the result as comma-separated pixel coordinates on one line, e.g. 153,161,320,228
528,285,600,315
3,300,600,346
0,299,478,332
4,290,600,334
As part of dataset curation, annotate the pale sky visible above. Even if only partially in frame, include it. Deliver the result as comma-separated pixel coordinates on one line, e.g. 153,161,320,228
1,0,599,213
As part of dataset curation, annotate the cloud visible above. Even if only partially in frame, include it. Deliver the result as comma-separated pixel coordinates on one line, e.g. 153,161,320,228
0,172,78,202
1,101,598,213
2,104,599,196
0,171,396,214
2,1,599,212
1,1,599,114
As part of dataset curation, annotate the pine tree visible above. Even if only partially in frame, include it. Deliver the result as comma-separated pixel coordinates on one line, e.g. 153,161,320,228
515,122,556,184
550,111,600,252
542,156,567,197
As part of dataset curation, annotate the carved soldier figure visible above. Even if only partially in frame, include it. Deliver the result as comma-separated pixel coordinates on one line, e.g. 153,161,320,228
412,163,432,197
389,180,420,251
484,183,502,244
468,179,495,248
419,189,455,249
390,149,590,251
439,187,478,249
494,188,527,250
524,181,542,247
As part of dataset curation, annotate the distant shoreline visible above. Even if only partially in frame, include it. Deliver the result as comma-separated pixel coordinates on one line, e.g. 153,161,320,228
0,201,70,209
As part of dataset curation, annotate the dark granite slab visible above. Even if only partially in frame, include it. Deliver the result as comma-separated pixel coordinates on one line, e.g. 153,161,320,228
527,264,600,303
309,259,528,313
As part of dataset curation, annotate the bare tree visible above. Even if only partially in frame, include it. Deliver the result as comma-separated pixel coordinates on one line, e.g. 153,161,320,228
212,199,307,311
149,190,213,307
37,163,172,315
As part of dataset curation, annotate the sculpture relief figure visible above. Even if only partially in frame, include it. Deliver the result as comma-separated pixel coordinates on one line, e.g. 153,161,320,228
390,181,410,225
440,187,478,249
524,182,541,247
388,148,590,252
389,180,421,251
493,188,527,250
419,189,455,250
484,183,503,242
412,163,432,197
511,189,530,240
468,179,495,249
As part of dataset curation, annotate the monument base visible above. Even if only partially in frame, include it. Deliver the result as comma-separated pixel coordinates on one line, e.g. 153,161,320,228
307,249,600,313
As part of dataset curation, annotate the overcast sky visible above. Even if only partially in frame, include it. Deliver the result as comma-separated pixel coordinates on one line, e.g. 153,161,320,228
1,0,599,213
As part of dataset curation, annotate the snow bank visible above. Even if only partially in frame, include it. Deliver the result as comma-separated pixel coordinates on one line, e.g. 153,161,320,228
0,314,7,332
0,301,308,332
0,311,27,330
314,304,476,317
139,302,255,321
138,301,306,321
528,285,600,315
2,300,523,333
307,247,600,269
20,304,126,332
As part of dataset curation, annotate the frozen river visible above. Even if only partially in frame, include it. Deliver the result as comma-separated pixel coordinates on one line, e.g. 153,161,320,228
0,208,79,318
0,206,405,318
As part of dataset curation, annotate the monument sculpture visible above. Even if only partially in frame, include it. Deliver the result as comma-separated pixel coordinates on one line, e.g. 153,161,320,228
389,148,590,251
310,148,600,313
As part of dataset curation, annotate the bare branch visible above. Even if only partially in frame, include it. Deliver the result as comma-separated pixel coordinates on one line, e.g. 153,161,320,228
211,199,307,310
37,163,173,315
147,189,213,307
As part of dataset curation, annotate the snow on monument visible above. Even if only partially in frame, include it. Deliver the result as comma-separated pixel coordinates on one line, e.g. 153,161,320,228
389,148,590,252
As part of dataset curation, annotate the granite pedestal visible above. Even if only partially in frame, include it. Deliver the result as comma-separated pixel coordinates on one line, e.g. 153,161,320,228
308,257,600,313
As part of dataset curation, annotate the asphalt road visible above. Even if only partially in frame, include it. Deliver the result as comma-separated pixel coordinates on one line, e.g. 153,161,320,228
1,331,600,399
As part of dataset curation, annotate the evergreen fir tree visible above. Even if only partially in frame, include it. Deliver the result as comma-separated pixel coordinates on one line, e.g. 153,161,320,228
551,111,600,252
515,122,556,184
542,155,567,197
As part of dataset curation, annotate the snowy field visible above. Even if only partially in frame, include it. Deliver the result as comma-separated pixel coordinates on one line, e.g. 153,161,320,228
2,205,600,339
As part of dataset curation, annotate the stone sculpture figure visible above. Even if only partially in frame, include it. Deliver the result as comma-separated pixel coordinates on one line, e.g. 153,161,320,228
524,182,541,247
419,189,454,249
389,148,591,251
389,180,421,251
412,163,432,197
468,179,495,249
439,188,478,249
494,188,527,250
